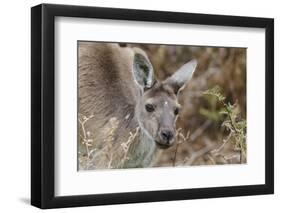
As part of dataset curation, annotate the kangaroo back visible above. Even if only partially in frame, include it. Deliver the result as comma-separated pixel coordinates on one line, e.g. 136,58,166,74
78,42,143,169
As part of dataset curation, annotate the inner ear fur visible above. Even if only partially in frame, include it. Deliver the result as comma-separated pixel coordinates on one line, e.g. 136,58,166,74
132,50,155,89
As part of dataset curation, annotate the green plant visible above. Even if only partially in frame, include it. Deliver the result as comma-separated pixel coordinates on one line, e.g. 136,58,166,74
199,87,226,123
202,86,247,163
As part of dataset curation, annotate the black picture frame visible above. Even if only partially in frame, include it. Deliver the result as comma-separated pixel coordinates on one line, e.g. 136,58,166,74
31,3,274,209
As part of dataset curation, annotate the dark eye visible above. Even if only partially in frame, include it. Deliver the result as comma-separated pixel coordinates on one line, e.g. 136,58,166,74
145,104,155,112
174,108,179,115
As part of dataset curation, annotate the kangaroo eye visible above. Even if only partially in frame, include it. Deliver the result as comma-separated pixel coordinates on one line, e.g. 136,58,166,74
145,104,155,112
174,108,179,115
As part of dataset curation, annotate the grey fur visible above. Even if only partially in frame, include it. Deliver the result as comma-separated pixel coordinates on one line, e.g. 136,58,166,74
79,42,197,169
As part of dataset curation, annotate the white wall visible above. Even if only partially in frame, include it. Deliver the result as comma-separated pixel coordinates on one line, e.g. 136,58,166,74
0,0,279,212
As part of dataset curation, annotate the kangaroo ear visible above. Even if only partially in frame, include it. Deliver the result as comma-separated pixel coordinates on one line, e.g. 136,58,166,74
132,53,155,89
163,59,197,95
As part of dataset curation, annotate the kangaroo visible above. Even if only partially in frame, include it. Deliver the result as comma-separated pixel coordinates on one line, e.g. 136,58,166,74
78,42,197,169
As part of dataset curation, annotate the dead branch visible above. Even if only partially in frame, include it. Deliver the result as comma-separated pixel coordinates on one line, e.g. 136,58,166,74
189,120,212,142
184,139,215,166
173,129,190,166
211,131,233,155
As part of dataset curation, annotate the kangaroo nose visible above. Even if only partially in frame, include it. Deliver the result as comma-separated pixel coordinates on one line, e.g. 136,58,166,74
160,130,174,143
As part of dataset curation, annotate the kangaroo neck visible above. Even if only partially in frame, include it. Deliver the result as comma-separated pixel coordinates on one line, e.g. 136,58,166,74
124,124,157,168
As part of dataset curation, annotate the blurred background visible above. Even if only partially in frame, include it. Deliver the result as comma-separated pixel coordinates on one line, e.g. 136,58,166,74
125,43,247,167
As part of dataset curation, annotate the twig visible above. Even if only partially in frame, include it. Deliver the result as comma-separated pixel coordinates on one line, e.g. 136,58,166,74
189,120,212,142
120,127,140,167
172,121,210,166
172,143,180,167
172,129,190,166
78,114,94,169
107,154,113,169
184,139,214,165
211,131,233,154
206,154,216,165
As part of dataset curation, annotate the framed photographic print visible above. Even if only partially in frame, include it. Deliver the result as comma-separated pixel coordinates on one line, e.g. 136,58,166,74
31,3,274,209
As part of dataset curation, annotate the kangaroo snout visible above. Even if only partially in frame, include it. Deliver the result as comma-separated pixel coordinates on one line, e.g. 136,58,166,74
157,129,175,148
161,129,174,142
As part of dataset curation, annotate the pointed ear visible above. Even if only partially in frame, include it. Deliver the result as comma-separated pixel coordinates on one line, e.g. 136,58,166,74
163,59,197,95
132,53,155,89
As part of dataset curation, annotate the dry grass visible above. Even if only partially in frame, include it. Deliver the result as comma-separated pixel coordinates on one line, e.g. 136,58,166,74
79,105,245,170
78,114,140,170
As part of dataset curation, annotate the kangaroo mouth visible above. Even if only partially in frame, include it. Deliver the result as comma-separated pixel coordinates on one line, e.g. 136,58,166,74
155,141,172,149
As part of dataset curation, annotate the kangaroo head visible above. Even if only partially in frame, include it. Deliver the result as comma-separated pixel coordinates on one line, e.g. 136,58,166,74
132,52,197,149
